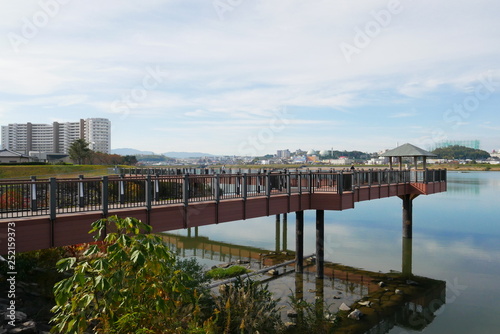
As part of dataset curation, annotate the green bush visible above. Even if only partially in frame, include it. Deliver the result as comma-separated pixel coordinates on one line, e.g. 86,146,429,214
206,265,250,280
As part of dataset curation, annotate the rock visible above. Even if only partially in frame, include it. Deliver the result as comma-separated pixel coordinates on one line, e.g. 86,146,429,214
236,260,249,264
358,300,372,307
339,303,351,311
267,269,279,276
406,280,419,286
333,295,341,299
378,281,386,288
348,309,363,320
4,311,27,323
7,320,37,334
395,289,404,295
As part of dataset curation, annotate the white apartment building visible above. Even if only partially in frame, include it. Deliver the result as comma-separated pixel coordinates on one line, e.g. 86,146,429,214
1,118,111,154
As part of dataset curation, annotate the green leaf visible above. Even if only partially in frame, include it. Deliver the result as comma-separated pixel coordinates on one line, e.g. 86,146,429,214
56,257,77,272
131,249,146,266
83,244,99,256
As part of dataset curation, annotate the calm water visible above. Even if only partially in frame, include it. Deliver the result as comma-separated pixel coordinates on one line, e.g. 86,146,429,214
168,171,500,333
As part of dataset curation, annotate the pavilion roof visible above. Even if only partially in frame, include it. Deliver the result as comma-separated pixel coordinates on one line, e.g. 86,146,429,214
380,143,437,158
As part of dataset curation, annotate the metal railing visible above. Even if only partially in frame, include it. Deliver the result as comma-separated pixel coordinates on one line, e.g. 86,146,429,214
0,169,446,220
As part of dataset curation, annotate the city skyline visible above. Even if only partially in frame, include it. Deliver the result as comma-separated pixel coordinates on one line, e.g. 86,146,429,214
1,1,499,155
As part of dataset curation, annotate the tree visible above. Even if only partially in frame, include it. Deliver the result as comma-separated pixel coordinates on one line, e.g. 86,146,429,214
50,216,209,333
432,145,490,160
68,139,92,164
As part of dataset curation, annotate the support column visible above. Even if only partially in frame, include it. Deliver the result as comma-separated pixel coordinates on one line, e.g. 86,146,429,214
295,211,304,273
316,210,324,278
275,214,281,252
283,213,288,251
401,194,417,278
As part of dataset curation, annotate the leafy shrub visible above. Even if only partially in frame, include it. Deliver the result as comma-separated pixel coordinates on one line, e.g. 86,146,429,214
206,265,250,280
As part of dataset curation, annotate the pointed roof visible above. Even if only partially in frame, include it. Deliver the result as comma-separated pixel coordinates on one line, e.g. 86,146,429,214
380,143,437,157
0,149,29,158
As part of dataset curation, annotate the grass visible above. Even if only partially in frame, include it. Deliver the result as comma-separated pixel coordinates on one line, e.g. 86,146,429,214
206,265,251,280
0,165,116,180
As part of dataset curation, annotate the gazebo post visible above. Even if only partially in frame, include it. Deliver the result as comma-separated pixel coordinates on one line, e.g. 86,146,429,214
423,157,427,170
399,157,403,170
389,157,393,170
414,156,418,170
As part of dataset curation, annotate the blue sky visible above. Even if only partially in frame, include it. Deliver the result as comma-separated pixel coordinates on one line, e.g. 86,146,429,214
1,0,499,155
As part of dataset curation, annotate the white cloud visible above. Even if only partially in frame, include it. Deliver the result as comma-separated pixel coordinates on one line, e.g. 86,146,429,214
1,0,500,153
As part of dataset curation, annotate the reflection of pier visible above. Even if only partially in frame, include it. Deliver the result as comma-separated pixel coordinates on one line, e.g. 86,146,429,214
161,228,270,263
166,226,446,334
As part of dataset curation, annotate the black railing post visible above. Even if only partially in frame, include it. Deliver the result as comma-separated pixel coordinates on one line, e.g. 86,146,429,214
215,174,221,203
266,172,271,198
287,171,292,196
236,173,241,196
298,172,302,195
154,174,160,202
30,176,37,212
146,175,152,211
119,175,125,205
79,175,85,208
242,173,248,201
338,172,343,194
49,177,57,248
183,174,190,206
49,177,57,221
102,176,108,217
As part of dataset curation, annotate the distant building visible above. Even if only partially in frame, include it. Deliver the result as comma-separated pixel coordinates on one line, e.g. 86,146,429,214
276,149,291,159
1,118,111,155
0,149,32,163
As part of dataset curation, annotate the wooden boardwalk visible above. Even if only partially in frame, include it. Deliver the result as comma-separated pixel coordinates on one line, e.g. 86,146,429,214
0,169,446,253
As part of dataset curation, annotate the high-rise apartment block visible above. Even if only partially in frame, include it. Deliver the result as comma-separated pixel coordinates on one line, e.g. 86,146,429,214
1,118,111,154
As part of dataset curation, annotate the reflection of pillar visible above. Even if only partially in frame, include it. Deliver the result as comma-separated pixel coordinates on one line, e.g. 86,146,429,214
295,272,304,324
315,277,324,318
276,214,281,252
401,194,417,278
402,237,413,278
316,210,324,278
283,213,288,251
296,211,304,273
195,226,199,237
187,227,191,238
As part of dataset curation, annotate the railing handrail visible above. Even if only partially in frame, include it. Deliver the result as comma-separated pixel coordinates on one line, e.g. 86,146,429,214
0,169,446,220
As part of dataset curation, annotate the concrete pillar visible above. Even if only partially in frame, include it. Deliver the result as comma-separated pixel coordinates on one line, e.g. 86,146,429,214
401,194,417,278
315,277,324,317
275,214,281,252
316,210,325,278
283,213,288,251
296,211,304,273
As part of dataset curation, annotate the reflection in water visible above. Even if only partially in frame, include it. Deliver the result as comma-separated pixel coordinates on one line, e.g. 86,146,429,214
402,237,413,278
161,225,445,334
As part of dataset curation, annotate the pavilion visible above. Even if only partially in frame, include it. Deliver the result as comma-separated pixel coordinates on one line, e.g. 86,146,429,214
380,143,437,170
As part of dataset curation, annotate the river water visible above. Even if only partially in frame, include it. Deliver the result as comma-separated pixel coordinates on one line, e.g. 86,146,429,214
166,171,500,333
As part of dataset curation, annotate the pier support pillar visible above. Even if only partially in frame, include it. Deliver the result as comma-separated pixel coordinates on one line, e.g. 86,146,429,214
283,213,288,251
275,214,281,252
295,211,304,273
316,210,325,278
400,194,418,278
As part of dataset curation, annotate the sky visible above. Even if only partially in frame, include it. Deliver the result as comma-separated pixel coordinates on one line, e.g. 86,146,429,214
1,0,499,156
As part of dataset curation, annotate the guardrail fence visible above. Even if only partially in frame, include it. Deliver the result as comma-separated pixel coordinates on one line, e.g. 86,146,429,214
0,169,446,219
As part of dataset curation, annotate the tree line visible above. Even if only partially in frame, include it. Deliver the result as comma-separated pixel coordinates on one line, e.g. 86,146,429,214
68,139,137,165
431,145,491,160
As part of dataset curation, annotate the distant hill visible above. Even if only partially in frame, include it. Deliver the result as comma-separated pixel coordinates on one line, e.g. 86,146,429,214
163,152,215,158
112,148,155,155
